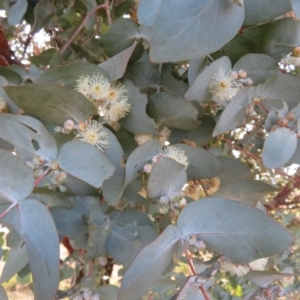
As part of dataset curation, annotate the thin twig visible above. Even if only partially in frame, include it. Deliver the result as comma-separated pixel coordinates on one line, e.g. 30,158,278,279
59,3,107,55
181,239,197,275
34,167,51,186
105,0,112,25
0,201,17,219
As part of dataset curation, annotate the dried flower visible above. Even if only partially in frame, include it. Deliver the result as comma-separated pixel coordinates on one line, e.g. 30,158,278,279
76,120,109,152
248,258,268,271
0,97,8,113
208,68,242,103
134,133,154,145
158,126,171,144
102,98,131,122
160,146,189,169
281,55,300,67
221,261,250,277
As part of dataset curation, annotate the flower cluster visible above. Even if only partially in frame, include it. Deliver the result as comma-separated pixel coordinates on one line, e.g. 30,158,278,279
26,156,67,192
208,68,253,103
160,146,189,169
75,74,131,122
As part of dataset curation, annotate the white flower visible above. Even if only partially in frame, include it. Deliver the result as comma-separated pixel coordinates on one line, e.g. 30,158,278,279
102,99,131,122
281,55,300,67
208,68,241,103
75,75,91,98
75,74,110,101
248,258,268,271
134,133,154,145
76,120,109,152
105,82,128,103
160,146,189,169
158,126,171,144
222,261,250,277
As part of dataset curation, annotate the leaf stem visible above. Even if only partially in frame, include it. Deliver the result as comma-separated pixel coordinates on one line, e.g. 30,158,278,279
0,201,17,219
34,167,51,186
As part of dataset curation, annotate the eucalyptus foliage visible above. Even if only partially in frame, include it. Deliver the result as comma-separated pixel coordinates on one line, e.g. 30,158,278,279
0,0,300,300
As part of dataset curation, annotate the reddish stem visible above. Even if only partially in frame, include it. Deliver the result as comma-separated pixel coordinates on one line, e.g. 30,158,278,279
0,202,17,219
34,167,51,186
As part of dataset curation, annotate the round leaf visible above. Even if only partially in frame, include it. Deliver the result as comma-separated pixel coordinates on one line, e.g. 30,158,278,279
149,0,244,62
177,198,294,264
56,140,115,189
4,83,97,126
118,224,181,300
148,157,187,199
262,127,297,169
18,199,60,300
119,80,157,135
0,149,34,202
148,92,200,130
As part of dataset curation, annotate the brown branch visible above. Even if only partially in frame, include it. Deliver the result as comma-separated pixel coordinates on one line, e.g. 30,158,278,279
60,3,109,55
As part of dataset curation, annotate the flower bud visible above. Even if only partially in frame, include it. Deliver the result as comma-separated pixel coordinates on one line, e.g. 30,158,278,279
143,163,152,173
189,235,197,245
244,78,253,86
238,69,247,78
152,155,160,164
178,198,187,207
230,71,238,80
286,112,295,121
56,171,67,182
63,120,75,134
59,185,67,193
273,286,285,297
49,161,59,170
251,97,261,105
77,121,86,132
292,46,300,57
33,155,44,166
277,117,288,127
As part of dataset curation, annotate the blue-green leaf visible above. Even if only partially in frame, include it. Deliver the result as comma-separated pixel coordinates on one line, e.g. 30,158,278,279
150,0,244,62
57,141,114,189
118,224,181,300
0,149,34,203
18,199,60,300
7,0,28,26
148,157,187,199
119,80,157,135
148,92,200,130
177,198,294,264
124,140,162,186
262,127,297,169
4,84,97,126
0,286,8,300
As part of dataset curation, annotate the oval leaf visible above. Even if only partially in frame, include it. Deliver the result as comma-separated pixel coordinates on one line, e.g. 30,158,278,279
212,180,277,205
18,199,60,300
177,198,294,264
174,144,224,180
0,149,34,203
148,157,187,199
56,141,115,189
262,127,297,169
246,271,295,288
148,92,200,130
34,62,108,88
125,140,162,186
4,83,97,126
118,224,181,300
150,0,244,62
119,79,157,135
